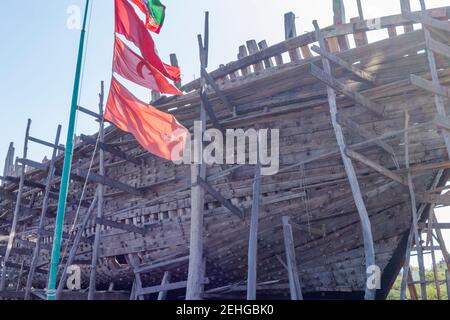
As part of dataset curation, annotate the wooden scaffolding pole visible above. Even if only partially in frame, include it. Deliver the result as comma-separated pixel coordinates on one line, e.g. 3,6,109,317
0,119,31,291
186,12,209,300
24,125,62,300
282,216,303,300
247,154,261,300
313,20,376,300
403,110,428,300
88,81,105,300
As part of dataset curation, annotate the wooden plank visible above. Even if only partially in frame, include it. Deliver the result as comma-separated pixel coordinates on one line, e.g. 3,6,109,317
337,114,394,156
345,148,406,185
282,216,303,300
238,45,251,76
313,20,375,300
428,36,450,59
401,0,414,33
247,162,261,300
80,134,142,166
95,217,146,235
0,119,31,291
417,193,450,205
410,74,450,98
402,11,450,33
284,12,301,61
139,278,209,296
201,68,235,115
310,64,384,117
310,45,376,83
350,17,368,47
419,223,450,229
197,177,243,219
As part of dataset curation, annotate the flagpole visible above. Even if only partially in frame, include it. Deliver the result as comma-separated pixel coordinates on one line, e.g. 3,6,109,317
47,0,90,300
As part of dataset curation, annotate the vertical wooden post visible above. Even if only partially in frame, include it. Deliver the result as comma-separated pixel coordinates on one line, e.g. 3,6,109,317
238,45,251,76
88,81,105,300
350,17,368,47
56,194,98,300
446,270,450,300
247,151,261,300
430,236,442,299
170,53,182,89
333,0,350,51
282,216,303,300
404,111,427,300
313,20,376,300
157,271,171,300
407,269,419,300
2,143,14,184
0,119,31,291
284,12,301,61
246,40,264,72
15,260,24,292
186,12,209,301
401,0,414,33
400,228,414,300
24,125,62,300
258,41,274,69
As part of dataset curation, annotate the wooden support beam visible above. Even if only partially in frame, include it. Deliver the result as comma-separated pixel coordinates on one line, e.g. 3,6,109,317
247,160,261,300
246,40,264,72
313,20,375,300
55,194,98,300
417,193,450,205
0,119,31,291
284,12,301,61
95,217,146,235
311,45,376,83
196,177,243,219
28,136,64,151
2,143,15,182
199,91,224,132
134,256,189,275
77,105,102,120
309,64,385,117
411,74,450,98
157,271,171,300
201,68,235,115
170,53,182,89
80,134,142,166
257,41,274,69
282,216,303,300
333,0,350,51
402,10,450,33
337,114,395,156
427,36,450,59
350,17,368,47
419,222,450,229
237,45,251,76
407,270,419,300
75,168,144,197
345,148,406,185
138,278,210,296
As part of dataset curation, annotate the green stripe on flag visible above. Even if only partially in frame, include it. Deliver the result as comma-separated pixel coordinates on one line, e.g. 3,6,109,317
147,0,165,28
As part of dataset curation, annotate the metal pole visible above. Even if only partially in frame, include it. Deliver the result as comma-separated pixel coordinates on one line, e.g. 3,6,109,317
47,0,90,300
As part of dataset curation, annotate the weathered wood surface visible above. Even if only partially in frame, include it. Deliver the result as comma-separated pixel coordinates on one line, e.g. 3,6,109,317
1,10,450,299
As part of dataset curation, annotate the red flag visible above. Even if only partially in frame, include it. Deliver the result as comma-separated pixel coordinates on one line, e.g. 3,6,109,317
114,0,180,82
113,36,182,96
104,77,188,161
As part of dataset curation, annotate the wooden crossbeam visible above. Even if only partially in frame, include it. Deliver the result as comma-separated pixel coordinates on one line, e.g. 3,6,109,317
0,175,48,192
402,11,450,33
419,223,450,229
345,148,406,185
39,229,92,244
28,136,64,151
196,177,244,219
411,74,450,98
134,256,189,274
80,134,142,166
201,68,235,115
309,64,384,117
95,217,147,235
417,193,450,206
138,278,209,296
428,36,450,59
77,105,102,120
337,114,395,156
311,45,376,83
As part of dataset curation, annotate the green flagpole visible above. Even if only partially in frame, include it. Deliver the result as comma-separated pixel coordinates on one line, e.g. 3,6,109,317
47,0,90,300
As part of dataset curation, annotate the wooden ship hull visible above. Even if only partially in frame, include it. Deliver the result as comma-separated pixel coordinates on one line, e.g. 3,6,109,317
1,5,450,300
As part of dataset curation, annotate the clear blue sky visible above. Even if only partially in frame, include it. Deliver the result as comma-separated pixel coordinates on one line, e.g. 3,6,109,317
0,0,449,268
